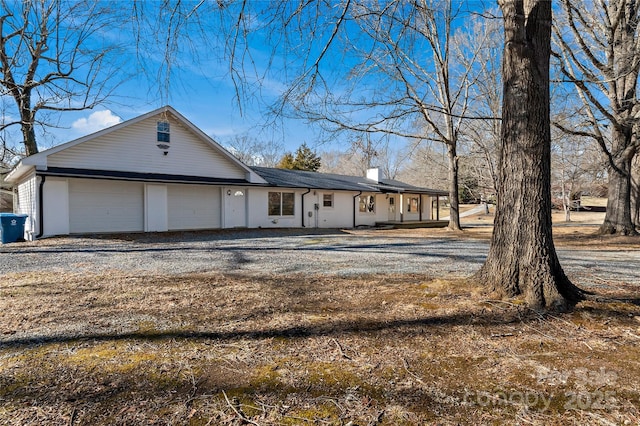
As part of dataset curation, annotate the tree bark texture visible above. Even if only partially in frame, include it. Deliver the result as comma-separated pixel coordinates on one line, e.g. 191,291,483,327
601,127,635,234
631,156,640,226
20,99,38,156
476,0,583,310
599,0,639,235
447,143,462,230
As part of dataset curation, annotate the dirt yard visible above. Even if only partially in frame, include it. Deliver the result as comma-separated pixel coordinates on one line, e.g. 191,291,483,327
0,217,639,425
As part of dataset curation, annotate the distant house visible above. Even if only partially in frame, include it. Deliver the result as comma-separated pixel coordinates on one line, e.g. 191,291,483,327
0,169,13,212
0,189,12,213
5,106,447,240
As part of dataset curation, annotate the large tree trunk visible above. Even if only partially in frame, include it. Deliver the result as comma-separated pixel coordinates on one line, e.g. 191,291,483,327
599,1,639,235
631,155,640,227
475,0,583,310
602,158,635,234
447,143,462,230
600,126,636,235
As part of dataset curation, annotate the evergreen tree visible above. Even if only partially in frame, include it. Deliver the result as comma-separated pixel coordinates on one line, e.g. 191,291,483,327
276,153,296,169
277,143,321,171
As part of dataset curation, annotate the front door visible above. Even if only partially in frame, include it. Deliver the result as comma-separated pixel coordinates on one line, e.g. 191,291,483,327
226,188,247,228
388,196,396,221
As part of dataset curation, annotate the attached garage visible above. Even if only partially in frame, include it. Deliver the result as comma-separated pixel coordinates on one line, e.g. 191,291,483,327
4,106,265,239
69,179,144,234
5,106,446,240
167,184,221,230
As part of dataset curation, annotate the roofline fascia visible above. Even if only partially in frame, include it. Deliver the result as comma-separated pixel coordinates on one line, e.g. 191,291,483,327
362,183,447,196
253,183,381,193
35,168,252,186
4,162,34,184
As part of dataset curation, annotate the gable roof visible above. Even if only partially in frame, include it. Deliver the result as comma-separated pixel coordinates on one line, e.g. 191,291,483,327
252,167,448,195
6,106,266,184
4,106,446,196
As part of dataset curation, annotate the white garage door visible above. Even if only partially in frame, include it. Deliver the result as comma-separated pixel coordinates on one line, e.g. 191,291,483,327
167,185,221,230
69,179,144,234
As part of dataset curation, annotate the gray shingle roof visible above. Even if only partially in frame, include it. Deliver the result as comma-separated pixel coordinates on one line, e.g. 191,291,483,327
251,167,448,195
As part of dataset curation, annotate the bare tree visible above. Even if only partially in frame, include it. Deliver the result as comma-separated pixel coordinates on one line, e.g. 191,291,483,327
457,154,494,203
551,123,598,222
348,134,381,177
146,1,586,308
553,0,640,235
320,133,412,180
458,15,503,200
402,141,449,190
224,134,284,167
139,1,498,231
0,0,122,156
476,0,584,310
278,1,497,230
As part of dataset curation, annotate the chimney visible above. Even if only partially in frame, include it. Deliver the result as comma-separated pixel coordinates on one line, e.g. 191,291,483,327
366,167,381,183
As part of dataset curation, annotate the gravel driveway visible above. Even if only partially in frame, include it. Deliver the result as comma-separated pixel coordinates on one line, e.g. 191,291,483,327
1,228,638,289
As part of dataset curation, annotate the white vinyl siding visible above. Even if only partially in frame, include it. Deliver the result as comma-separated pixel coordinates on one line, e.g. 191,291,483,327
47,115,245,180
167,185,221,230
16,175,36,217
69,179,144,233
15,174,37,237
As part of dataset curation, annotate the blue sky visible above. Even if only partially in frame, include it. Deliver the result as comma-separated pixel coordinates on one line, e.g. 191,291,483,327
3,0,494,159
37,41,318,154
4,0,333,156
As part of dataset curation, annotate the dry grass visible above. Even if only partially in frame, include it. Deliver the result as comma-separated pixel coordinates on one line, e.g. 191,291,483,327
1,248,639,425
420,209,639,249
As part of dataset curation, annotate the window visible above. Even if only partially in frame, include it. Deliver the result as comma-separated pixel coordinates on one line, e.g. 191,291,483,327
268,191,295,216
282,193,294,215
268,192,280,215
407,197,419,212
359,195,375,213
157,121,170,143
323,193,334,208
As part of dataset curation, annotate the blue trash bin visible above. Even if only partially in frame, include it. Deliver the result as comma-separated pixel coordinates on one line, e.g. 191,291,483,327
0,213,28,244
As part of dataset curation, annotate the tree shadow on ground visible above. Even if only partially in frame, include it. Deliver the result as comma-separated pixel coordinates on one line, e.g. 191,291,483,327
0,307,574,349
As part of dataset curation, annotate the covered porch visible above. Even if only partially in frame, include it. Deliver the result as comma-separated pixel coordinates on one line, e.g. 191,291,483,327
374,186,449,228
